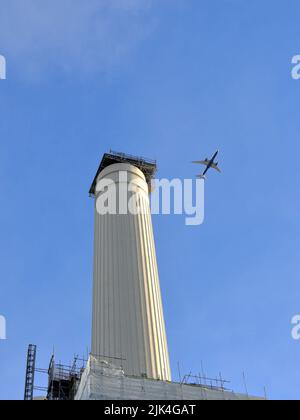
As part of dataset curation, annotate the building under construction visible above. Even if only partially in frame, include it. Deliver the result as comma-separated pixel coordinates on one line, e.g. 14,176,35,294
24,151,264,401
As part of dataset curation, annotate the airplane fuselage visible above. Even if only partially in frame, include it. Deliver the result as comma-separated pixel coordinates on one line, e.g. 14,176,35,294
192,150,221,178
203,151,218,175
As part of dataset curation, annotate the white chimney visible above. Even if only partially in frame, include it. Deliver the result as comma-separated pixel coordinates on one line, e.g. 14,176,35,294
90,153,171,381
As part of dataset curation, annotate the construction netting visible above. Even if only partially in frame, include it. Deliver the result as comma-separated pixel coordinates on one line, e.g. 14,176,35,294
75,356,261,400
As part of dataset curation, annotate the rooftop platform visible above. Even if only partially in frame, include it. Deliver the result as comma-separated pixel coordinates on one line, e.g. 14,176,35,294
89,151,157,196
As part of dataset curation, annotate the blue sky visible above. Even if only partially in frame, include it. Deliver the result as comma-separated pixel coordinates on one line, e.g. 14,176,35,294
0,0,300,400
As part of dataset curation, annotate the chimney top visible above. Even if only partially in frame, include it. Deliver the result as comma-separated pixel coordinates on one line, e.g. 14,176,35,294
89,150,157,196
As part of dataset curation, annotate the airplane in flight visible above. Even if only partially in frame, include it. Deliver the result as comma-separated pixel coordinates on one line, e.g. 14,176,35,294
192,150,221,179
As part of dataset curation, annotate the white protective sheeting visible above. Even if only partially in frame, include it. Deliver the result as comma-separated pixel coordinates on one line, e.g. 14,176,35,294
75,356,263,401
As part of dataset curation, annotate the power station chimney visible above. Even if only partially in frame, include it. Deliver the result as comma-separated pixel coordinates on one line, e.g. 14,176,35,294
89,152,171,381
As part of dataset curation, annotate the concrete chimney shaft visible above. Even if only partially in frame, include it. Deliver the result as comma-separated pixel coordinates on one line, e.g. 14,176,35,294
91,163,171,381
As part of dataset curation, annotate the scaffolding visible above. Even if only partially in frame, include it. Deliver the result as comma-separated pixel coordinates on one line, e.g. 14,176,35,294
24,345,37,400
180,372,230,392
47,356,85,400
75,355,264,400
23,347,264,400
24,344,87,400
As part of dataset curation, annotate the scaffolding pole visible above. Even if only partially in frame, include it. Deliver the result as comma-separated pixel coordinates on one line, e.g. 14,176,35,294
24,344,37,400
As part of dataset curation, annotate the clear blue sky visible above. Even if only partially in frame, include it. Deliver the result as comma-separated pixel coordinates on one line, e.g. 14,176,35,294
0,0,300,400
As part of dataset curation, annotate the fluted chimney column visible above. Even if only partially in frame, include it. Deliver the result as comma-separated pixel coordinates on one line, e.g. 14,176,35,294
91,162,171,381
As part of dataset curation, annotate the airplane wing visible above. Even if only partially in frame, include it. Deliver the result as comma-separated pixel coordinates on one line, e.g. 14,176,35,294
192,160,209,166
211,163,222,173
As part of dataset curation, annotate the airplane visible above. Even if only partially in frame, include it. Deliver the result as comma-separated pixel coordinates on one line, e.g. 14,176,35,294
192,150,221,179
